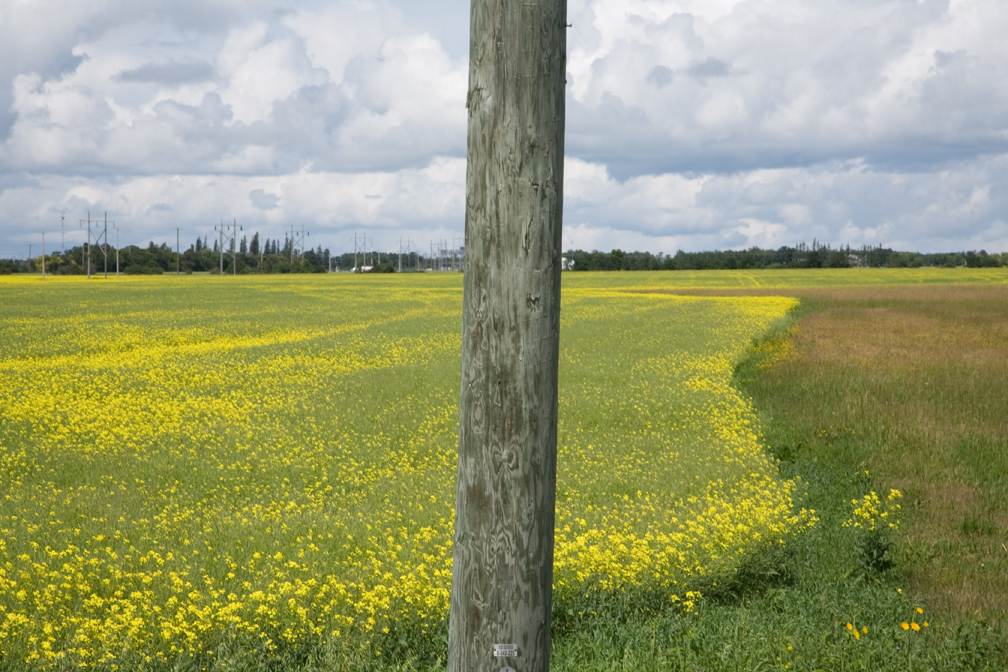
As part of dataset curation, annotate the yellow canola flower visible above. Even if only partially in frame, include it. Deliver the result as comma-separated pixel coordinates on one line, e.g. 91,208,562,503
0,275,815,667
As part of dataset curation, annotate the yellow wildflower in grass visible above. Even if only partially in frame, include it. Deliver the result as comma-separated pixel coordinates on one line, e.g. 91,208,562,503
846,620,864,640
843,489,902,532
0,274,815,667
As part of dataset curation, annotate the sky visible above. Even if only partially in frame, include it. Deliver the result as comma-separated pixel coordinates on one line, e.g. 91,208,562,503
1,0,1007,258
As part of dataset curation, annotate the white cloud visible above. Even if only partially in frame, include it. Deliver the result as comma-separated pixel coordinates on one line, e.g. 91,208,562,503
565,0,1008,176
563,155,1008,253
0,156,466,255
1,0,1006,256
218,23,327,125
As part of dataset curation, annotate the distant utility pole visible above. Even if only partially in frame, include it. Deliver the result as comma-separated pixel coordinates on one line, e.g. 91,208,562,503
41,231,45,279
80,212,90,278
101,213,110,279
176,227,181,275
60,211,65,252
447,0,567,671
231,219,241,275
114,225,120,277
216,219,224,274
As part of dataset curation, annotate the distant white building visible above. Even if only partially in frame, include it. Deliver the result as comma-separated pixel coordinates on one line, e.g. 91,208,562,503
561,257,575,270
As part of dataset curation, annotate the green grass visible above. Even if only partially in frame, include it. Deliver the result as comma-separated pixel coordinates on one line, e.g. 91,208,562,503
2,271,1005,670
560,267,1008,290
545,281,1008,672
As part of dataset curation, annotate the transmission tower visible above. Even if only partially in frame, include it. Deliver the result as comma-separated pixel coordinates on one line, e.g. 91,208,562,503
80,211,112,279
215,218,242,275
353,232,367,272
289,225,309,265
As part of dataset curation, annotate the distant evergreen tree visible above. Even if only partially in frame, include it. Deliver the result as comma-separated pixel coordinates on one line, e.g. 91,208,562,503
250,233,259,255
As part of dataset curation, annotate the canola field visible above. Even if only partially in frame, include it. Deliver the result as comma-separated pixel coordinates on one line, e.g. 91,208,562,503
0,273,815,669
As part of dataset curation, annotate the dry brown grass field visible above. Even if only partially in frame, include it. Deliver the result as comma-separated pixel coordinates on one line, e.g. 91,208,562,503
664,284,1008,628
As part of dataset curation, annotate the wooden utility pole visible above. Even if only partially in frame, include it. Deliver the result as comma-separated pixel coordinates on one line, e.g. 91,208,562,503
447,1,567,671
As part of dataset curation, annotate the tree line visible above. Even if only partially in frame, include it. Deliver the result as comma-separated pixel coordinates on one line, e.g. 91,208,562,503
4,238,1006,275
563,243,1007,271
1,233,336,275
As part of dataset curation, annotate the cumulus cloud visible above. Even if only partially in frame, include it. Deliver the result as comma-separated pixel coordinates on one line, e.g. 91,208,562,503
0,0,1006,256
0,157,466,256
116,61,215,84
0,1,466,177
562,155,1008,253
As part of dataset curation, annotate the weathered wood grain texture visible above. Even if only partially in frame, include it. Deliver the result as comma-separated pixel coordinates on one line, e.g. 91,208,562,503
447,1,567,671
